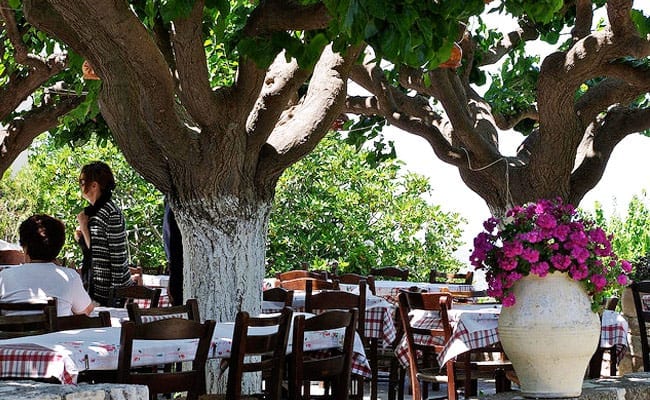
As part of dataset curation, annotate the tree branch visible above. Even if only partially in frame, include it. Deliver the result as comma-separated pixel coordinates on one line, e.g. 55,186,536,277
493,106,539,130
477,20,539,66
570,106,650,202
571,0,593,43
243,0,330,37
257,44,362,184
246,53,310,153
0,0,44,67
0,95,84,175
170,0,220,128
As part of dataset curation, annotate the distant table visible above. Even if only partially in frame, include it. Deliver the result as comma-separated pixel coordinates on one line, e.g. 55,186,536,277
341,280,474,304
395,306,629,368
139,274,170,307
0,313,371,383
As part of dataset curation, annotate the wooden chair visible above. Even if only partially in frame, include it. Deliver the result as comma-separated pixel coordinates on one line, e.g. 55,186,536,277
127,298,200,323
276,269,329,281
630,281,650,371
0,299,57,338
305,280,366,399
109,285,161,308
207,307,292,400
54,311,111,331
288,309,358,400
117,317,216,400
338,273,376,295
398,291,456,400
429,270,474,285
280,277,339,291
262,287,294,307
370,266,409,281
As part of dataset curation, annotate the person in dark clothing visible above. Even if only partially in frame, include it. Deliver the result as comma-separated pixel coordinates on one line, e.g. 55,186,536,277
163,199,183,306
76,161,134,305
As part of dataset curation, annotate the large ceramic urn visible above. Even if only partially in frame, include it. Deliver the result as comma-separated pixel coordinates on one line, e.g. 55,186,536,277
498,271,601,398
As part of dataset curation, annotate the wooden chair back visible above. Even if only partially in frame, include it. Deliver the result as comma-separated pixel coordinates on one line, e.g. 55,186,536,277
429,269,474,285
117,318,216,400
305,280,366,339
279,277,339,291
262,287,294,307
398,291,455,400
54,311,111,331
370,266,409,281
226,307,293,400
127,298,200,324
0,299,57,338
631,281,650,371
337,273,376,295
109,285,161,308
276,269,329,281
289,309,358,400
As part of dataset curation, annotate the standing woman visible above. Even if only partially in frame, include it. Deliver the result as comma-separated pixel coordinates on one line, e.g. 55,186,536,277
76,161,134,305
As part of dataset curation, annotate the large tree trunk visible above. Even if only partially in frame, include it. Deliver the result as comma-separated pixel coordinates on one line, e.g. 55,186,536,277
173,194,272,392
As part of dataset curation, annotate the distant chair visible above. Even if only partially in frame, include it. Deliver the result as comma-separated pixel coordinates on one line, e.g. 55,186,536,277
280,277,339,292
276,269,329,281
429,269,474,285
109,285,161,308
337,273,376,295
630,281,650,371
262,287,294,307
127,298,200,324
370,267,409,281
54,311,111,331
0,299,57,338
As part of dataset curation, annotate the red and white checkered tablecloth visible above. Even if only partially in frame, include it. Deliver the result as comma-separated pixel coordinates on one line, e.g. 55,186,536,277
0,343,75,384
395,307,629,368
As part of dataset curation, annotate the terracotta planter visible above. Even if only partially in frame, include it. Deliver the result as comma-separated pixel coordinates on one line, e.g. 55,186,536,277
498,272,601,398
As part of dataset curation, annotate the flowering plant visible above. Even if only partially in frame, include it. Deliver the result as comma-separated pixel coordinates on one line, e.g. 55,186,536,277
470,198,632,310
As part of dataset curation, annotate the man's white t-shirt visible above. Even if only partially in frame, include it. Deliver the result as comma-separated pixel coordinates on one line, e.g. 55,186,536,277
0,262,92,316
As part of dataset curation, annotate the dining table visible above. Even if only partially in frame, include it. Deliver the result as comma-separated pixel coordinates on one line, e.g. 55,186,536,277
394,304,630,369
139,274,171,307
0,312,371,384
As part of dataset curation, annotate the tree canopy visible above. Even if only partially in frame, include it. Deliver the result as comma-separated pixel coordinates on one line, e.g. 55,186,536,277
3,0,649,392
268,132,465,280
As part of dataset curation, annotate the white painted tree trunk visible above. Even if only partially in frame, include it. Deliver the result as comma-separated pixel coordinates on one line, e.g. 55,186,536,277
173,195,272,394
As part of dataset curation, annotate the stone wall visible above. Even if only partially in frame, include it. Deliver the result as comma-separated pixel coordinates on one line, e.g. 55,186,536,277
487,373,650,400
0,381,148,400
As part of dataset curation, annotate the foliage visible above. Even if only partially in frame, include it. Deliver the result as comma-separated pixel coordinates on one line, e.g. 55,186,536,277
470,198,632,310
591,190,650,281
0,135,166,270
591,192,650,262
267,132,465,281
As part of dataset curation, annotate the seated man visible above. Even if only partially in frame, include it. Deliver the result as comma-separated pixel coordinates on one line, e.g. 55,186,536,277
0,214,94,316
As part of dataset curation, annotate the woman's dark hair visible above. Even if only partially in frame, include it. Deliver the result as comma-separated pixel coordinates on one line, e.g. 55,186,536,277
80,161,116,193
19,214,66,261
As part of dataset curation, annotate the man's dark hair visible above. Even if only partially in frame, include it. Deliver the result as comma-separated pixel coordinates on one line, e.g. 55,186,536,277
80,161,116,192
19,214,65,261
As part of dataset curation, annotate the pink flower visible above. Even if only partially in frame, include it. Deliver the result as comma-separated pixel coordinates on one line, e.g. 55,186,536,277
521,248,540,263
551,254,571,271
590,274,607,291
502,293,516,307
503,241,524,257
498,257,518,271
621,260,632,273
530,261,550,277
617,274,628,286
536,213,557,230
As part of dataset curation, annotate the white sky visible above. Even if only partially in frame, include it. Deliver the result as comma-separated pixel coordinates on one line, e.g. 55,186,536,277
382,2,650,264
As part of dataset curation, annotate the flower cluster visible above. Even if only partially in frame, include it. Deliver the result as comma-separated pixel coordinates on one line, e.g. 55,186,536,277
470,198,631,310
